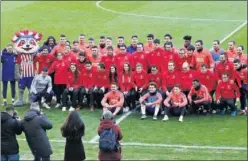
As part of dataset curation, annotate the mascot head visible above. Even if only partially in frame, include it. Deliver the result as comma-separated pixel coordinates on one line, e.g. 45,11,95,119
11,29,43,54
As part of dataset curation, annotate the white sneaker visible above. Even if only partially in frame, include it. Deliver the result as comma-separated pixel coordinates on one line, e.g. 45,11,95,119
140,114,147,120
162,115,169,121
153,115,157,120
55,103,60,108
62,107,67,112
179,115,183,122
52,96,57,102
41,97,45,104
42,102,51,109
124,107,129,113
69,107,75,111
212,110,216,114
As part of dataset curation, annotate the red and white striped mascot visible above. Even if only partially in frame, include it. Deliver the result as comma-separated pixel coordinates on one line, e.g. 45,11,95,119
12,29,42,106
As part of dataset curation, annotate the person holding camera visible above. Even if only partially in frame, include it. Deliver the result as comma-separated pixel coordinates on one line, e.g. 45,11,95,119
1,106,22,161
21,103,53,161
98,110,123,161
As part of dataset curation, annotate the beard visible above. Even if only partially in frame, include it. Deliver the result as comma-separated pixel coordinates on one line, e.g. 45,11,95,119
99,44,106,49
197,48,203,52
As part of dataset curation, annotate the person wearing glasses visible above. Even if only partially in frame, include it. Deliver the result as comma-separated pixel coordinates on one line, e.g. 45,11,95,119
216,73,240,116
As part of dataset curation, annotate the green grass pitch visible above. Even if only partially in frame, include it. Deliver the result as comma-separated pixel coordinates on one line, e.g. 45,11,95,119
1,1,247,160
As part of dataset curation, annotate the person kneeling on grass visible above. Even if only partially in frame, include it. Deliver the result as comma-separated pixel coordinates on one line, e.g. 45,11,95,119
162,85,187,122
30,67,53,109
139,82,162,120
101,82,124,117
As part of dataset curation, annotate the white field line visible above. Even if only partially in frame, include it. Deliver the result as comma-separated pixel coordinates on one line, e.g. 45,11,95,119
96,1,245,22
18,139,247,151
88,110,133,143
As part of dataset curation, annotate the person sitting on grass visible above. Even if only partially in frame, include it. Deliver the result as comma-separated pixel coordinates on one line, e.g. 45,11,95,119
30,67,53,109
162,85,187,122
139,82,162,120
101,82,124,117
187,79,212,115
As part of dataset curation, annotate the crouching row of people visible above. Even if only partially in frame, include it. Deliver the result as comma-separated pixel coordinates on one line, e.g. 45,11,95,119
139,73,241,122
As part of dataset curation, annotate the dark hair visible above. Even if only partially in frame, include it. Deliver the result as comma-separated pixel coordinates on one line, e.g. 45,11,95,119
79,52,86,57
79,34,85,36
107,46,113,50
193,79,199,83
88,37,94,41
122,63,131,75
201,64,207,68
70,63,79,83
66,40,70,45
61,111,85,140
98,62,105,69
92,45,98,49
183,35,192,41
237,45,244,50
147,34,154,39
60,34,66,37
41,45,49,51
195,40,203,45
109,65,118,84
164,42,173,47
6,106,14,112
118,36,124,39
73,40,79,44
228,40,236,45
174,84,181,89
222,72,229,77
233,59,241,63
153,39,160,44
149,82,157,88
85,61,92,65
164,34,172,39
137,43,143,47
213,40,220,45
44,36,57,46
106,37,112,40
100,36,105,39
119,44,127,49
187,45,195,51
132,35,138,39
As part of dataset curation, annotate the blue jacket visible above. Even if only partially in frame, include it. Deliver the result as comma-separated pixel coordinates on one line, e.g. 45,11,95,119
1,49,16,81
127,45,137,54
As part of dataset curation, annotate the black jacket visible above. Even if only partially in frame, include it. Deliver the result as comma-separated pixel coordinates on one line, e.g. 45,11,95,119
1,112,22,155
21,110,53,157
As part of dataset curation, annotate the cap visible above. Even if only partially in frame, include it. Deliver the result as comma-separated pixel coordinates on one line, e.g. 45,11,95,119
42,67,48,72
102,110,113,120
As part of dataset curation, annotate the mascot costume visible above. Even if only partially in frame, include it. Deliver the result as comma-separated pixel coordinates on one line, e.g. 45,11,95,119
12,29,42,106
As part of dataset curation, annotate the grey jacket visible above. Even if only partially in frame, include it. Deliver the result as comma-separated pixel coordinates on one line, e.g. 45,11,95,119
31,74,52,94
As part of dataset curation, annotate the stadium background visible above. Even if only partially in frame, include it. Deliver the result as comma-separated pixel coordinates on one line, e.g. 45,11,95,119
1,1,247,160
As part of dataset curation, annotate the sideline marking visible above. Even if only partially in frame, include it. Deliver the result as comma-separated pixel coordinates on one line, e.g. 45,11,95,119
18,139,247,151
88,110,133,143
96,1,245,22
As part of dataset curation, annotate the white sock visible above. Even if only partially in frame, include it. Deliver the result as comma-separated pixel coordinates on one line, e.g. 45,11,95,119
154,106,160,116
3,99,6,102
141,105,146,115
12,98,15,101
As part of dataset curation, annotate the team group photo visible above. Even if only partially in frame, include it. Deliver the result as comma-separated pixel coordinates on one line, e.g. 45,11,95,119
1,1,247,161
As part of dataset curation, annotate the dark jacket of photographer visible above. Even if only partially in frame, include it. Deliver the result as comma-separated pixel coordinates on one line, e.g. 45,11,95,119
21,109,53,157
1,112,22,155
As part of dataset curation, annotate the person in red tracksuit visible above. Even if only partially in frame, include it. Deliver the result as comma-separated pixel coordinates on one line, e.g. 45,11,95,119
114,44,131,73
50,34,67,56
147,39,164,73
233,59,248,114
177,48,189,72
130,43,148,72
79,61,96,111
162,61,180,92
34,46,55,74
76,52,88,72
61,63,82,112
215,53,236,82
108,65,118,86
197,64,218,113
63,45,77,64
118,63,136,111
216,73,240,116
180,62,198,96
101,46,115,72
132,63,149,99
186,45,195,65
188,79,212,115
93,63,109,108
48,52,69,108
162,42,179,72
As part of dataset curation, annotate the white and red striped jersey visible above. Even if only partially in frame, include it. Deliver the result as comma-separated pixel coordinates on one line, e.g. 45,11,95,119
16,54,35,77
